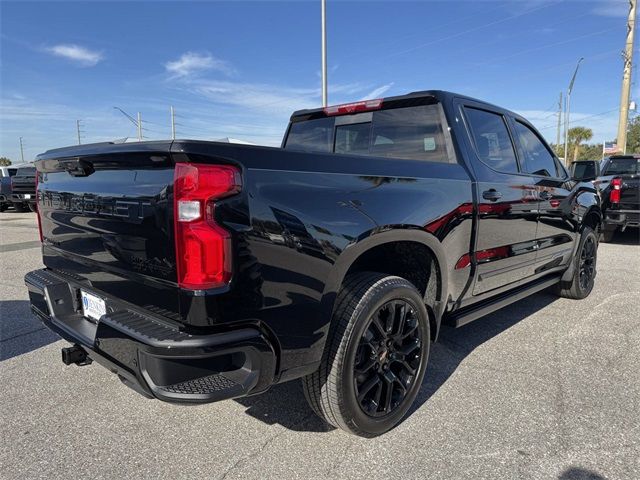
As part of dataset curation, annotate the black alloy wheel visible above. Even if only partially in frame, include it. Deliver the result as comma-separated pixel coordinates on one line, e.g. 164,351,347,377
579,235,596,291
354,300,422,417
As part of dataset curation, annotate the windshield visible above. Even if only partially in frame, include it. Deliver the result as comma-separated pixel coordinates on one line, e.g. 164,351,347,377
603,158,638,176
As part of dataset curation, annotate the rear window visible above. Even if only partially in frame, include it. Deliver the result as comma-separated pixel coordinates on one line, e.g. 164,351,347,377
16,167,36,176
285,104,453,163
603,158,638,175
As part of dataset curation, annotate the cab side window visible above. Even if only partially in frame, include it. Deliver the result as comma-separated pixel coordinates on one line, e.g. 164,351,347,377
513,121,559,177
464,107,519,174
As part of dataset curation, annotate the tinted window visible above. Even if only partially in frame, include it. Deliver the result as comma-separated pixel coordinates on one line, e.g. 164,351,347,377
335,122,371,155
603,158,638,175
370,105,450,162
464,107,518,173
285,118,333,153
16,167,36,176
513,121,558,177
285,104,452,162
8,168,17,176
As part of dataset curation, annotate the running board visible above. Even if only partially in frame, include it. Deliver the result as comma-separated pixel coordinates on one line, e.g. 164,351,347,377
444,274,561,328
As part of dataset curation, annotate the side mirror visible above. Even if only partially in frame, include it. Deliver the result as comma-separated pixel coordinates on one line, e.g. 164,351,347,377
570,162,598,182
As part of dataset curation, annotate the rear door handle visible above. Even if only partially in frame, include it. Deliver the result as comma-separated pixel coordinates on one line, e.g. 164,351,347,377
482,189,502,201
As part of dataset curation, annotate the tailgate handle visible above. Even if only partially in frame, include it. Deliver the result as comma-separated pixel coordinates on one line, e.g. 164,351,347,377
62,158,95,177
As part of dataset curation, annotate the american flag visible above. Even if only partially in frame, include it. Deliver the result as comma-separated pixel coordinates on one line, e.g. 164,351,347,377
603,141,618,154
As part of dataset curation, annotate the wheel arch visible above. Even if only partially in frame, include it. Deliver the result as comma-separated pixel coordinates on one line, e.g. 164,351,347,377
320,228,448,342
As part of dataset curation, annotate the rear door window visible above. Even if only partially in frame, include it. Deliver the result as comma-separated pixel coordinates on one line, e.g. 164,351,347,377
512,121,559,177
464,107,519,173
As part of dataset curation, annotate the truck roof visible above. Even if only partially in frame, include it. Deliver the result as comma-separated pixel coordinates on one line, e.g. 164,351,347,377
289,90,517,122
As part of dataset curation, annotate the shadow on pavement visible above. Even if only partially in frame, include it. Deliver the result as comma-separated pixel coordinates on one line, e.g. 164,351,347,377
605,228,639,245
236,290,558,433
558,467,607,480
0,300,59,361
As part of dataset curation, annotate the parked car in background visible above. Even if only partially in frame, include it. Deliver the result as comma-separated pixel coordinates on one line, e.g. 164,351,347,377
596,155,640,242
10,164,37,212
0,165,19,211
25,90,602,437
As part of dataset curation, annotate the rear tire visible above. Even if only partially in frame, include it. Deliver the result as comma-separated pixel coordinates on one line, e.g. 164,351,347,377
302,272,430,437
557,226,598,299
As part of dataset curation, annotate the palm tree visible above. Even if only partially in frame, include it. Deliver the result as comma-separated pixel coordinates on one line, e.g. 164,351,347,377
568,126,593,164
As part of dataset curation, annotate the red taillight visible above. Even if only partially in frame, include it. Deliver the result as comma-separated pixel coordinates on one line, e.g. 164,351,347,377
35,171,43,242
323,99,383,116
173,163,241,290
610,177,622,204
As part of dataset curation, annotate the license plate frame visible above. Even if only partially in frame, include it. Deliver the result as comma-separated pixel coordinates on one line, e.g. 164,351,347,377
81,290,106,322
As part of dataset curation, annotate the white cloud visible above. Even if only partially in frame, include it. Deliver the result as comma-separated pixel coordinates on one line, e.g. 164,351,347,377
591,0,630,18
165,52,234,78
361,83,394,100
45,44,103,66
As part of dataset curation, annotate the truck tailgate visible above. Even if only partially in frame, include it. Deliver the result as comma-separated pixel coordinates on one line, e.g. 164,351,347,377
36,142,181,318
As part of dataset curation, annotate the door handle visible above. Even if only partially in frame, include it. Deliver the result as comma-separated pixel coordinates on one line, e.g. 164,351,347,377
539,191,552,200
482,189,502,201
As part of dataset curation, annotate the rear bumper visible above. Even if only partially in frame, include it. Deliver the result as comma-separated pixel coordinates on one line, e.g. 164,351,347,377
10,193,35,204
24,268,277,403
604,209,640,229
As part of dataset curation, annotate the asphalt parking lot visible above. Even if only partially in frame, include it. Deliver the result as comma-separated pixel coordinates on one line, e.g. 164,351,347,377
1,210,639,480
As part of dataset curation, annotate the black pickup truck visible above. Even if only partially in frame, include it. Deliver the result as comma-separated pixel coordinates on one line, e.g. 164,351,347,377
596,155,639,242
9,164,37,212
25,90,601,437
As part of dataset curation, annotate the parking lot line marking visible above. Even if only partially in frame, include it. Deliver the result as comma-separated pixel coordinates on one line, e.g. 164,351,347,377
0,240,42,253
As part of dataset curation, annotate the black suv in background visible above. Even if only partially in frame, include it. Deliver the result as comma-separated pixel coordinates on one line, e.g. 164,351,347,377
597,155,640,242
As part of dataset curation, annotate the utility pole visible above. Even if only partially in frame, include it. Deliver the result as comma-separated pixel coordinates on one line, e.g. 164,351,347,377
321,0,328,107
171,106,176,140
76,120,83,145
137,112,142,141
556,91,563,155
19,137,24,163
616,0,637,154
564,57,584,166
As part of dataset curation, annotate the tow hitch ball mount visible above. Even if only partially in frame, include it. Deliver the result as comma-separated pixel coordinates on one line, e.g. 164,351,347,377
61,345,92,366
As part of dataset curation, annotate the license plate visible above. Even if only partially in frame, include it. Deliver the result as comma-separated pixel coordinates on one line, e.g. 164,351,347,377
81,290,106,322
24,194,31,199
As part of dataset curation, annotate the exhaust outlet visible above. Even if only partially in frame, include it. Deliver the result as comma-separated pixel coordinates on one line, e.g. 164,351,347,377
61,345,92,366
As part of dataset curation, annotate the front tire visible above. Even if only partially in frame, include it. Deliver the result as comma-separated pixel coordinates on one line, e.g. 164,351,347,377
302,272,430,437
557,226,598,299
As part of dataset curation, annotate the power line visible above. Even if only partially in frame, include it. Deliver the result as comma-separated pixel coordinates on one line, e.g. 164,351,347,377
537,107,620,131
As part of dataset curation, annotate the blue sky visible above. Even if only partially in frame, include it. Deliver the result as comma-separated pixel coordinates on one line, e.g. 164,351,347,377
0,0,633,161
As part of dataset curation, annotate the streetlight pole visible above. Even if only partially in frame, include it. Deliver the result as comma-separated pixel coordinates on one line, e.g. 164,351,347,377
616,0,636,154
564,57,584,165
321,0,328,107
